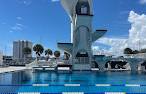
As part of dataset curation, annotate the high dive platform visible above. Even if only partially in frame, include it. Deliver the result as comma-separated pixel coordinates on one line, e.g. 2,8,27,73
57,0,107,70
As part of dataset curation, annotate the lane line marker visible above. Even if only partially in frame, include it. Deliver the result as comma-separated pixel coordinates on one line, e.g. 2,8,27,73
64,84,80,86
0,84,145,87
105,92,126,94
4,93,146,94
62,92,84,94
18,92,40,94
125,84,140,86
32,84,49,86
95,84,111,86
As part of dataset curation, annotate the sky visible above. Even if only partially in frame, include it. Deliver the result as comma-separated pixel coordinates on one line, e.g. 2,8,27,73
0,0,146,56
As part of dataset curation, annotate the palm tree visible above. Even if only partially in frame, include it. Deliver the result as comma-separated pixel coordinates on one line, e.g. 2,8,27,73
54,50,60,59
33,44,44,60
45,49,53,61
64,52,70,60
23,47,32,63
124,48,133,54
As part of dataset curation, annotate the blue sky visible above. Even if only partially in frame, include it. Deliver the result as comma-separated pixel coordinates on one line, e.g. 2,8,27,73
0,0,146,56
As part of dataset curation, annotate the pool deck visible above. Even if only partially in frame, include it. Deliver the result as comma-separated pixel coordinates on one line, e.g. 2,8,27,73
0,66,26,74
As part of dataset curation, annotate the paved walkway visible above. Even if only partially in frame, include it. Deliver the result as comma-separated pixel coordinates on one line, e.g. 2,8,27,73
0,67,26,73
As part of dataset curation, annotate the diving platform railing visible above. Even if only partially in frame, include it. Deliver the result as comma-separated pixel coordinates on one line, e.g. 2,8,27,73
26,59,57,69
26,59,71,70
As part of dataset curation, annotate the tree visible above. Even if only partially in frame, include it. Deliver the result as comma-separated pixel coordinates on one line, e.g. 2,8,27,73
139,49,146,53
45,49,53,61
64,52,70,60
23,47,32,57
54,50,60,58
23,47,32,63
133,50,139,54
33,44,44,57
124,48,133,54
3,56,12,60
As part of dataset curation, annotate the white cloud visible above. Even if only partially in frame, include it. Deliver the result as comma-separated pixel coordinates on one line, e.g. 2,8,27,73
18,0,31,5
97,38,127,47
128,11,146,44
139,0,146,4
51,0,60,2
16,23,23,26
92,46,99,50
92,46,99,55
11,23,23,31
94,11,146,56
96,38,127,56
17,17,22,20
11,26,22,31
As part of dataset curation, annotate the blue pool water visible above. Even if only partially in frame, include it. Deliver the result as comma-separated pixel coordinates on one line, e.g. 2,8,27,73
1,70,146,93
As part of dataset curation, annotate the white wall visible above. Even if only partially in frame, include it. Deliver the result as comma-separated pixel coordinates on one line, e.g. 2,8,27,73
0,51,3,65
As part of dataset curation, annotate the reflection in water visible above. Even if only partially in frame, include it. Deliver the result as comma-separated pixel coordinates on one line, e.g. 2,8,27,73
1,70,146,85
0,70,31,93
12,71,25,84
31,71,93,84
0,71,25,85
28,71,141,84
1,70,146,93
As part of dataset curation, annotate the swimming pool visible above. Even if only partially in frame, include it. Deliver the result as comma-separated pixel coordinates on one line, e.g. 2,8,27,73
1,70,146,93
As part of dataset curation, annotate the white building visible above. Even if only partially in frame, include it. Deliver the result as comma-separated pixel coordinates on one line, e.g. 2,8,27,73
13,40,33,61
57,0,107,70
0,51,3,66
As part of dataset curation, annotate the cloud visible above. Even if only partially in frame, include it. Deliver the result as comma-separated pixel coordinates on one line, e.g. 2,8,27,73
51,0,60,2
92,45,110,55
96,38,127,56
139,0,146,4
94,11,146,56
92,45,107,55
92,46,99,55
92,46,99,51
11,23,23,31
18,0,31,5
128,11,146,48
17,17,22,20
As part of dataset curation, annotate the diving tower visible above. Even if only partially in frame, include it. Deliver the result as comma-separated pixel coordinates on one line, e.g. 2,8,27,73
57,0,107,70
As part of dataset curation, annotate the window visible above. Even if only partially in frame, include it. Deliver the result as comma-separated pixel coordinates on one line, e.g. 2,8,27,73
75,49,89,63
75,57,89,63
81,6,87,14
